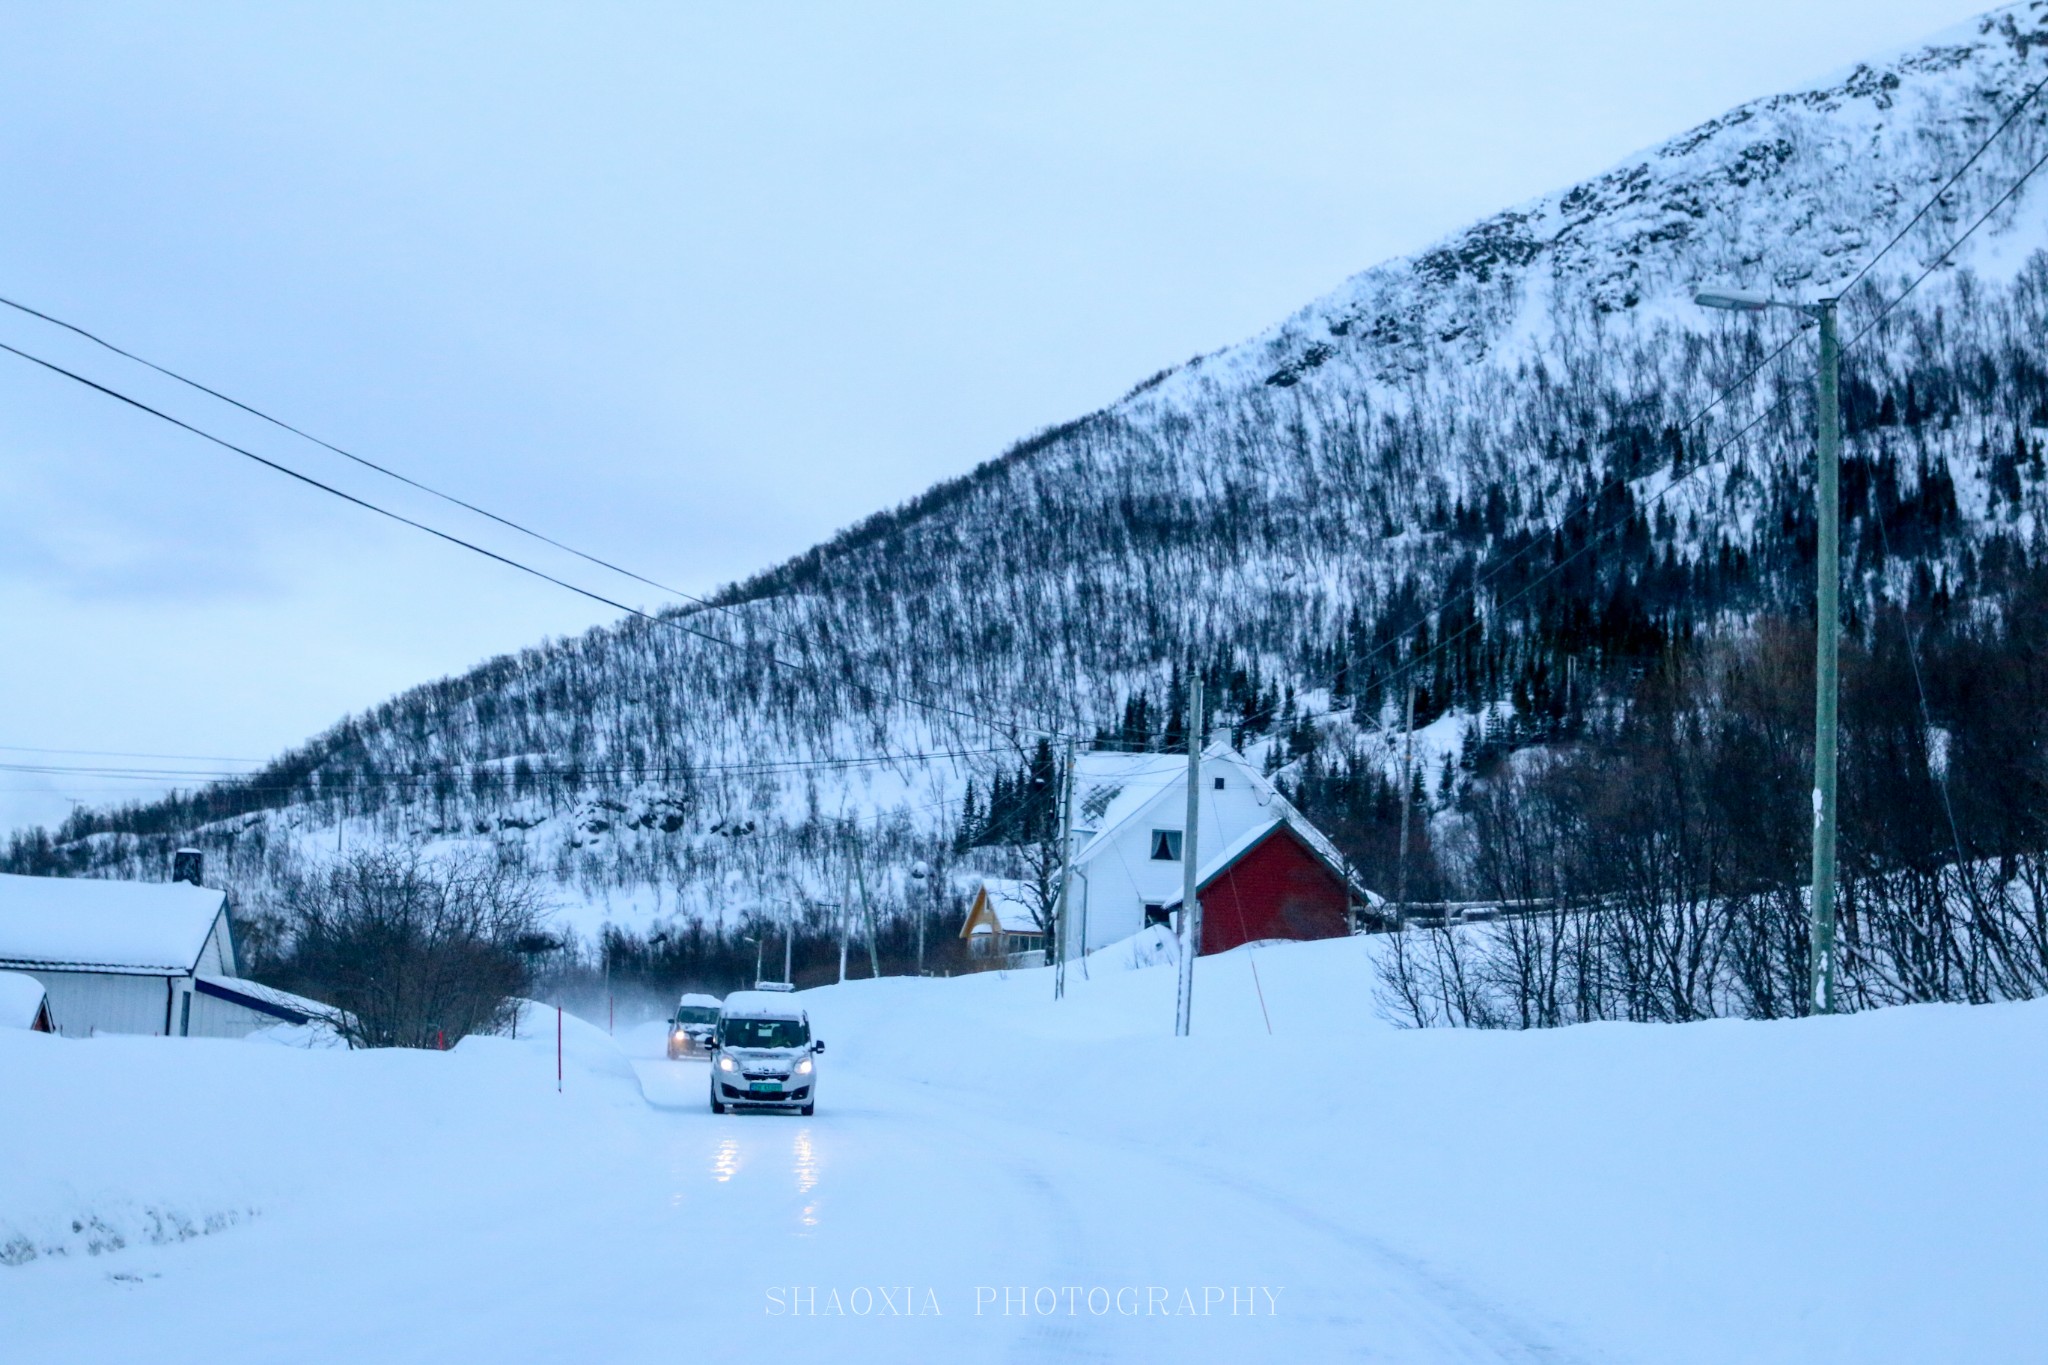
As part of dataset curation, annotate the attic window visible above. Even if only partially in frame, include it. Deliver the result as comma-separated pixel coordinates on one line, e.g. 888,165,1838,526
1150,829,1183,861
1213,776,1226,790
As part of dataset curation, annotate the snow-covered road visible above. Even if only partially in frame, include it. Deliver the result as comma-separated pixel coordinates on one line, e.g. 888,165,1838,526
6,937,2047,1363
628,1037,1574,1363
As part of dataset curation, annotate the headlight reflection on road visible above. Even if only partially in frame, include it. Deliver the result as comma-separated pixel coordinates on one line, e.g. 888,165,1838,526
795,1129,820,1229
713,1137,741,1184
794,1130,818,1196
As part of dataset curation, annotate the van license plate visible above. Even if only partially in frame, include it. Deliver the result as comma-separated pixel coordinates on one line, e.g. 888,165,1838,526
749,1082,782,1094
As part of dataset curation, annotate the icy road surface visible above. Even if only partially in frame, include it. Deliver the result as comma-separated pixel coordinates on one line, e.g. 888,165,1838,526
5,936,2047,1363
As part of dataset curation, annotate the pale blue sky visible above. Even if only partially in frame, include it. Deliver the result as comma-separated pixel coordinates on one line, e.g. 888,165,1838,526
0,0,1992,829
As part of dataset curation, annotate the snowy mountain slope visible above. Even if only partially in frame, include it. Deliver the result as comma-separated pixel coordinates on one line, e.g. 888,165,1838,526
5,939,2046,1363
12,4,2048,937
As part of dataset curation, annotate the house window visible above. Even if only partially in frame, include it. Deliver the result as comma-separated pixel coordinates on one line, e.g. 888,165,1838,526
1143,903,1169,928
1213,776,1226,790
1149,829,1183,861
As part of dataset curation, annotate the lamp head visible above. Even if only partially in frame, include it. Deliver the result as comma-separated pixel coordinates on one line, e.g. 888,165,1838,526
1694,287,1773,312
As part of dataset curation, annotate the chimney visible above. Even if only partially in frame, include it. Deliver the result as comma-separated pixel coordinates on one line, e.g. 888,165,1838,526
172,849,204,887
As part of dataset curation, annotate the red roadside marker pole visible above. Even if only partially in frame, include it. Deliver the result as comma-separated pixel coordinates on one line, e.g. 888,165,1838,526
556,1004,563,1094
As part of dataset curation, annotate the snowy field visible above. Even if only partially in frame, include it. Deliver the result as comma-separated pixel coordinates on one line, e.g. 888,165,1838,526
4,937,2044,1363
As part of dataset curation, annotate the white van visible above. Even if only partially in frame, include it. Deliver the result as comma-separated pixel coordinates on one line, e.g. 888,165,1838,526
708,990,824,1115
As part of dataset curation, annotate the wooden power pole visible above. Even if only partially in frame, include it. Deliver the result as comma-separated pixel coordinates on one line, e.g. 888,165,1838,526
1174,676,1204,1037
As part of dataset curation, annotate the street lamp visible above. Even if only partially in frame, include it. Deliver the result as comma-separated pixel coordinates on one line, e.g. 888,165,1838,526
908,860,932,976
1695,285,1842,1014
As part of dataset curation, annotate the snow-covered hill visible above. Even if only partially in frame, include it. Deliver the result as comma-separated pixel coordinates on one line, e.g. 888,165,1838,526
12,4,2048,939
5,939,2046,1362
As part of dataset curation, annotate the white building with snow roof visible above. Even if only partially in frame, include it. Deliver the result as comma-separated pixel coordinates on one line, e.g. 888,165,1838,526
0,860,327,1040
1062,745,1371,958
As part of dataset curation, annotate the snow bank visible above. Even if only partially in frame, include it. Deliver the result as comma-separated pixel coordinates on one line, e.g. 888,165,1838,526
799,937,2048,1364
3,937,2043,1363
0,1008,638,1269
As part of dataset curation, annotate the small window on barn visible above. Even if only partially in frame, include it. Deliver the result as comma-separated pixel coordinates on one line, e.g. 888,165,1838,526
1213,776,1226,790
1143,903,1169,928
1149,829,1183,861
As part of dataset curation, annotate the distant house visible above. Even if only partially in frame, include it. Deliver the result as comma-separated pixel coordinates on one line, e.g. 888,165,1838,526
0,970,55,1032
1062,746,1372,958
0,855,325,1040
959,878,1048,963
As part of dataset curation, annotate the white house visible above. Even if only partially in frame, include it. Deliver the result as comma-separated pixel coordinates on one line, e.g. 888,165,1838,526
0,863,322,1040
1060,746,1366,957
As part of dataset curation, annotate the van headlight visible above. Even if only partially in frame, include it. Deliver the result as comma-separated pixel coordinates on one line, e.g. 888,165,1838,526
795,1057,813,1075
717,1055,736,1072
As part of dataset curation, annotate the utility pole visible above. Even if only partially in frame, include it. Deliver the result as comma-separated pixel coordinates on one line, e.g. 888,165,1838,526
1396,669,1417,926
838,872,853,984
1809,299,1843,1014
913,863,929,975
853,843,882,978
782,910,793,984
1695,287,1843,1014
1174,676,1204,1037
1053,739,1077,1000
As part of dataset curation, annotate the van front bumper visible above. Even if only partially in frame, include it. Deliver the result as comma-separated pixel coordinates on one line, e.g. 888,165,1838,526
720,1081,811,1105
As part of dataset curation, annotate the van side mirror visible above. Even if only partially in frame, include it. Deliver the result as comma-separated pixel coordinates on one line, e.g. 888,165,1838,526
813,1040,825,1054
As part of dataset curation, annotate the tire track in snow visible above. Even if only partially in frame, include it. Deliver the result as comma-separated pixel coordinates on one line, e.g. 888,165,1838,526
639,1045,1600,1361
1139,1149,1605,1365
876,1072,1607,1364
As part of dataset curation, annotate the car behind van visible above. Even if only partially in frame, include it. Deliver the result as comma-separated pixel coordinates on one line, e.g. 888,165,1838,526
666,993,722,1058
708,990,823,1115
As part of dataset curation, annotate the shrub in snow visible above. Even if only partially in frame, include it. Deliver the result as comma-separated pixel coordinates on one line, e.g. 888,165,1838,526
263,848,554,1049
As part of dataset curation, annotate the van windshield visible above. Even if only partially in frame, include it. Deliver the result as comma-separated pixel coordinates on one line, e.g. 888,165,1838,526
721,1016,809,1049
674,1006,719,1025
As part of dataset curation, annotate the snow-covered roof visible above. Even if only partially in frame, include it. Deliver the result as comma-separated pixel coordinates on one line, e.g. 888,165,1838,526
967,878,1044,936
1160,814,1374,911
193,975,331,1026
1072,751,1189,836
676,992,722,1009
1074,745,1302,866
0,873,228,975
0,970,49,1029
718,989,807,1021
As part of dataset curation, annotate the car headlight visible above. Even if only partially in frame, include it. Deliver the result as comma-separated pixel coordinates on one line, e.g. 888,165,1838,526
672,1030,686,1041
795,1057,813,1075
717,1054,736,1072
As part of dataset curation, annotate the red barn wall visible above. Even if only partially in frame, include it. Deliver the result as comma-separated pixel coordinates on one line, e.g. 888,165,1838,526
1198,828,1351,954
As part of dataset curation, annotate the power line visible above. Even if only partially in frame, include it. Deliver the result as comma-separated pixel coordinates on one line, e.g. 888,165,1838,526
0,292,1083,744
0,338,1065,746
0,744,1019,786
1338,57,2048,704
0,292,701,607
1837,62,2048,297
1846,139,2048,349
1341,78,2048,814
0,742,262,764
